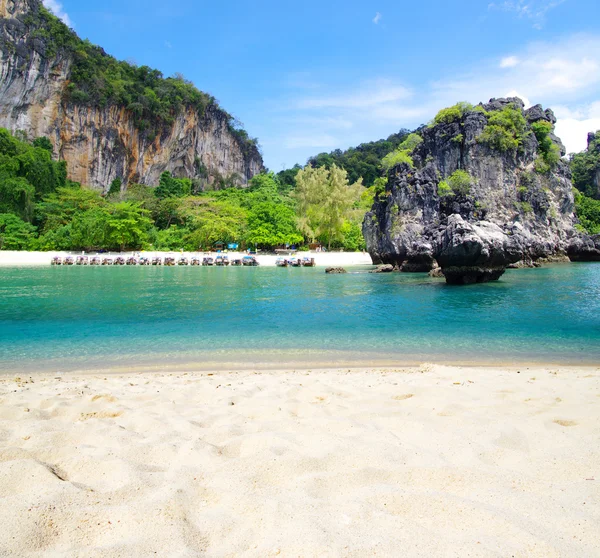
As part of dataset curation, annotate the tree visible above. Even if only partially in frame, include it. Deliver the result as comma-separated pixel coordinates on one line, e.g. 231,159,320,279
155,171,192,199
0,213,37,250
104,202,152,251
294,165,364,249
246,202,303,248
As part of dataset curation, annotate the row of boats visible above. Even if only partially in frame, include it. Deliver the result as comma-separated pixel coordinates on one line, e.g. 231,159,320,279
276,257,316,267
51,255,260,266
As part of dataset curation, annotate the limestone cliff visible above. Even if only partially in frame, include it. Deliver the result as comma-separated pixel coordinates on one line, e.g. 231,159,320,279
363,98,588,284
0,0,263,191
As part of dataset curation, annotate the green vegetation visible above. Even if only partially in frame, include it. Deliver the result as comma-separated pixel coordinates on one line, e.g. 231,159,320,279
531,120,561,173
437,170,474,198
0,129,368,251
306,130,411,187
570,131,600,199
380,133,422,172
432,102,473,126
294,165,365,249
574,190,600,234
23,4,258,152
478,104,529,152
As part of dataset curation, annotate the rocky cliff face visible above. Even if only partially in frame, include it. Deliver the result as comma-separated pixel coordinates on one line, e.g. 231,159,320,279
0,0,263,191
363,98,589,284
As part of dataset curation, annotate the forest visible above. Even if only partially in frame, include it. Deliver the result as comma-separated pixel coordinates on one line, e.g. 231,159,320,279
0,129,371,251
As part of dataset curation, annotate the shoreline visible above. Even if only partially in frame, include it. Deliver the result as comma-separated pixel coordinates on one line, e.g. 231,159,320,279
0,250,373,268
1,363,598,556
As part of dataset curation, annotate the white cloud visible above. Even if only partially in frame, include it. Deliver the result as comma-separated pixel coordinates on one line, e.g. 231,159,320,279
373,12,382,25
488,0,567,29
554,101,600,154
500,56,520,68
264,34,600,168
42,0,72,27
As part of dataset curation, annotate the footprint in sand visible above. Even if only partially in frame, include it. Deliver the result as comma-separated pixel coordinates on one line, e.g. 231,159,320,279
91,394,117,403
392,394,414,401
553,419,577,427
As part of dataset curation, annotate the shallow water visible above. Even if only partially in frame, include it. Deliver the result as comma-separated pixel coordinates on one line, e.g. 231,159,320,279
0,264,599,372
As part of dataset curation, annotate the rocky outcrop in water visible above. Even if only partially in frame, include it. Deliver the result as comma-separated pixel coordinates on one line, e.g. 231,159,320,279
363,97,590,284
0,0,263,192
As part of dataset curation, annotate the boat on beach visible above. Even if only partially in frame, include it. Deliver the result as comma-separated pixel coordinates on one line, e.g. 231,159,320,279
276,257,288,267
101,258,113,266
152,257,162,266
63,257,74,265
90,257,101,266
178,257,189,266
191,257,201,266
126,257,138,266
202,257,214,266
301,257,316,267
114,257,126,266
231,259,242,266
139,257,150,266
51,256,62,265
76,256,89,265
215,255,230,266
242,256,259,266
164,257,176,266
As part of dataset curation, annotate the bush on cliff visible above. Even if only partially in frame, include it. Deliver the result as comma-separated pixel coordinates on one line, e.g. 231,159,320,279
432,102,473,125
437,170,474,198
531,121,561,173
479,104,528,152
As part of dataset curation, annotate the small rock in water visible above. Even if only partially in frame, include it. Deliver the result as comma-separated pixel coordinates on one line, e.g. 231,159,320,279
370,264,394,274
325,267,347,274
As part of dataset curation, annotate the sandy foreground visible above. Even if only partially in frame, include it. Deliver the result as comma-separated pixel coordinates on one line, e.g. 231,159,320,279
0,251,373,268
0,364,598,557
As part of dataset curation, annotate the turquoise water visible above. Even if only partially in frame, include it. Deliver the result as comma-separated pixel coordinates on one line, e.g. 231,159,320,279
0,264,599,372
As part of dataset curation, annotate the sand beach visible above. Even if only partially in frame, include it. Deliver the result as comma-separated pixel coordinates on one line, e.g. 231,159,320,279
0,364,598,557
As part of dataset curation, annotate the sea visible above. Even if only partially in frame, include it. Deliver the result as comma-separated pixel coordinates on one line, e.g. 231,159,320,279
0,263,599,373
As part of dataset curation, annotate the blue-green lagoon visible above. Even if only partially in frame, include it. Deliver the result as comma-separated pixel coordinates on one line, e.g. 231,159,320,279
1,264,599,373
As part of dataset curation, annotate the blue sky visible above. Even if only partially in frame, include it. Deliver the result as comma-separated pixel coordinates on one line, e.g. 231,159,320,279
44,0,600,170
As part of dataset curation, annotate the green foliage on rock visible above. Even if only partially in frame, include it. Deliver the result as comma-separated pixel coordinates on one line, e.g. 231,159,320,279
381,150,414,172
438,170,474,198
531,120,561,173
432,102,473,126
478,104,529,152
570,131,600,199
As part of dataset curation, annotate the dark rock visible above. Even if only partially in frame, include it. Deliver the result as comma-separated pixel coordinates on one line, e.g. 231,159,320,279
568,235,600,261
364,98,578,285
370,264,395,274
325,267,347,274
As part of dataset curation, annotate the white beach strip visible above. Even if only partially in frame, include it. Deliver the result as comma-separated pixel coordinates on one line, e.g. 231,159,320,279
0,365,598,557
0,251,373,268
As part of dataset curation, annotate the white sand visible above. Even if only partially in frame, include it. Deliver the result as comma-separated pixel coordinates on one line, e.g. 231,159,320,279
0,251,373,268
0,365,598,556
